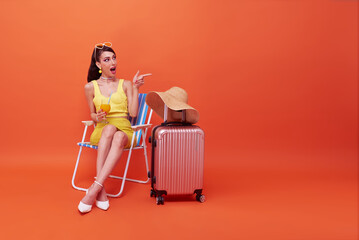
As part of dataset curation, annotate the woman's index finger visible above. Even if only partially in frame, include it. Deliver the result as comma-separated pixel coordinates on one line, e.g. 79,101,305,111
140,73,152,77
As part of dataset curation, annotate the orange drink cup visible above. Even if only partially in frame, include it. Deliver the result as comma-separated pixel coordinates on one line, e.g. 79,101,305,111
100,104,111,114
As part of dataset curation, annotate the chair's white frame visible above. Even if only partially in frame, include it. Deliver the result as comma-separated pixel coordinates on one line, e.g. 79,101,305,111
71,95,153,197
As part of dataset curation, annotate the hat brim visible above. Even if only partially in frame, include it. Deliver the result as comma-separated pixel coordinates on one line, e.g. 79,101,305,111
146,91,200,124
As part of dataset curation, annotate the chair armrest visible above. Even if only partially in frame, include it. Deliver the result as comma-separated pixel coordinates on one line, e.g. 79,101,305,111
131,124,152,131
82,121,95,126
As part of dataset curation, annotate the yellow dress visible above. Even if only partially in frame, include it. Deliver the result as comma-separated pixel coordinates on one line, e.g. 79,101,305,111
90,79,135,148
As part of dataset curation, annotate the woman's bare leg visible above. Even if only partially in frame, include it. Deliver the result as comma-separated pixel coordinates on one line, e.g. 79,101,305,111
96,131,128,184
80,131,128,205
96,125,117,174
95,125,117,201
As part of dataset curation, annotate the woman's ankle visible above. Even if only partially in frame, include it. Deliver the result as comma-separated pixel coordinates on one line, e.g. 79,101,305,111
97,188,108,201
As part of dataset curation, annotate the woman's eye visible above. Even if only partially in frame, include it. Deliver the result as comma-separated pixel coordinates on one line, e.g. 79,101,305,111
104,59,109,62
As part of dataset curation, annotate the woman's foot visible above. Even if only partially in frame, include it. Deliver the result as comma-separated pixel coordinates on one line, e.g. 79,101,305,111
96,187,110,211
78,181,103,213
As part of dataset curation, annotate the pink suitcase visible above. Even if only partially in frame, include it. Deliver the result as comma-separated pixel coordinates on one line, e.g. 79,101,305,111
149,111,205,205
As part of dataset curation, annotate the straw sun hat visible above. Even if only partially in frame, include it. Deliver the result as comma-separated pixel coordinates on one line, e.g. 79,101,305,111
145,87,200,124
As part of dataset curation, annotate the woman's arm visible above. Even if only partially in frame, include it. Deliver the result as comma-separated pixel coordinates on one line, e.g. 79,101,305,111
84,82,106,122
125,71,151,117
124,80,139,117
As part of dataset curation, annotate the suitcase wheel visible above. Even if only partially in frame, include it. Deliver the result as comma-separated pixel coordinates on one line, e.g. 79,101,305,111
150,189,156,198
196,194,206,203
156,196,164,205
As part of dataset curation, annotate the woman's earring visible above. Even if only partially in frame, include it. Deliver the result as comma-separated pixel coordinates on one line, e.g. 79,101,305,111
99,68,102,74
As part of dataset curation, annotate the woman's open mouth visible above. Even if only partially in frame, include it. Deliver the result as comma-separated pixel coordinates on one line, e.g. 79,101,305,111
110,67,116,74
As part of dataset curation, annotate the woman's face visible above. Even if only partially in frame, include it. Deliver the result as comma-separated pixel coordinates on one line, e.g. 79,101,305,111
97,51,117,77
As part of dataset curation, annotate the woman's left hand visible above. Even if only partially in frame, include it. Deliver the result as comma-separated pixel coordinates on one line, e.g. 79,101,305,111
133,70,152,88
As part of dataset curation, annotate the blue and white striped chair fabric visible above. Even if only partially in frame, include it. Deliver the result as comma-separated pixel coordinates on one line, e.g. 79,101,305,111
77,93,150,149
77,142,98,149
128,93,149,147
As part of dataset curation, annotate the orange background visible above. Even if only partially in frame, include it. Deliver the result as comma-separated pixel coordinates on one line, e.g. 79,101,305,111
0,0,357,239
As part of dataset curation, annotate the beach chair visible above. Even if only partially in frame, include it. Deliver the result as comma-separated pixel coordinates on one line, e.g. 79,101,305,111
71,93,153,197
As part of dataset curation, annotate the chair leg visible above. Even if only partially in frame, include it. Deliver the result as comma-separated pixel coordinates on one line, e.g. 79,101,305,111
73,131,151,197
108,146,150,184
108,132,150,184
142,132,150,180
109,129,150,183
71,146,87,192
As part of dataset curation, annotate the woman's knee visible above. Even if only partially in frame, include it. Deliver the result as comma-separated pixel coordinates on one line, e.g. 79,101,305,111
101,125,117,139
112,131,128,147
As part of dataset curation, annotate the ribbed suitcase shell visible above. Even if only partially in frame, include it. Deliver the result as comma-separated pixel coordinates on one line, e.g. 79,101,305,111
153,125,204,195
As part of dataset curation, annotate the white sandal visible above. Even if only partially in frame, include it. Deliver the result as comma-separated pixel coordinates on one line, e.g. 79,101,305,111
96,199,110,211
78,181,104,213
93,178,110,210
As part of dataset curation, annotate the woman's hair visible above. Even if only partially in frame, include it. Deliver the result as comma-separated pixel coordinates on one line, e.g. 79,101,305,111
87,46,116,82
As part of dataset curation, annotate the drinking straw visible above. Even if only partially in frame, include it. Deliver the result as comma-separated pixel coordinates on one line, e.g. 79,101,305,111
108,92,113,104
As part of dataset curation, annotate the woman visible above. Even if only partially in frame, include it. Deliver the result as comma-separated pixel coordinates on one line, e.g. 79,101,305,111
78,42,151,213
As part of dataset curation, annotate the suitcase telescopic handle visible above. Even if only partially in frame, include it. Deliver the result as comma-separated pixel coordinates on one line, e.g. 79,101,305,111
161,121,192,126
163,104,188,124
